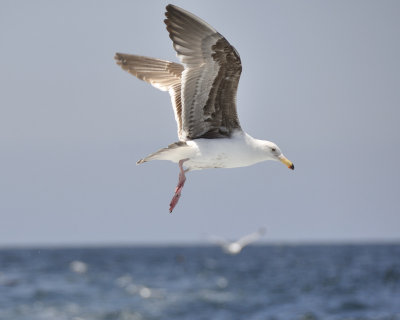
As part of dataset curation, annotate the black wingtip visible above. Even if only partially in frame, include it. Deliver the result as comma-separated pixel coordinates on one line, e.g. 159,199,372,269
165,4,176,14
166,4,178,10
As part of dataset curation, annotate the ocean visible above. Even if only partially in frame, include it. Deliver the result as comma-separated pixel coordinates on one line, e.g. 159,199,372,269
0,244,399,320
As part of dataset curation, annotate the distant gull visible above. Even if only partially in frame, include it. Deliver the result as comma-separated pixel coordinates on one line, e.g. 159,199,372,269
115,4,294,212
209,228,267,255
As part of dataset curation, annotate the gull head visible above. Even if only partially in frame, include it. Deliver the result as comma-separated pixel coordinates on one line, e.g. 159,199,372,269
262,141,294,170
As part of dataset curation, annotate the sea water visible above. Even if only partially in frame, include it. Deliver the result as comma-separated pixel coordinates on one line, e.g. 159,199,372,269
0,245,399,320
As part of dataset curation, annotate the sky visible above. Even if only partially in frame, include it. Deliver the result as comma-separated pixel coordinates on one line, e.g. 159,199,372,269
1,0,399,247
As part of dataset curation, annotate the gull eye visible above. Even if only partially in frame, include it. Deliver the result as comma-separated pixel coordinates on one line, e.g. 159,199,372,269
271,148,276,152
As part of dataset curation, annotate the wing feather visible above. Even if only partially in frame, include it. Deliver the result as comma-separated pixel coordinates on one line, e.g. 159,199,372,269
165,5,242,140
114,53,185,138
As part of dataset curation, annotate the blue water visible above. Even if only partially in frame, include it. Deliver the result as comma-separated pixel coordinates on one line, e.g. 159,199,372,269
0,245,399,320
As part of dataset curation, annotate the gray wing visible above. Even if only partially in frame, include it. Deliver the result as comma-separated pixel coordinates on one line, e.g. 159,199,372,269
236,228,266,247
114,53,185,139
165,4,242,140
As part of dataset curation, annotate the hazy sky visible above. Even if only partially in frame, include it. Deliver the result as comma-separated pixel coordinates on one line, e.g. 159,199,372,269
1,0,399,246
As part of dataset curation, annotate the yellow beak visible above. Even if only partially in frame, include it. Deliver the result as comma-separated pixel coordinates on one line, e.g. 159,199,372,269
279,155,294,170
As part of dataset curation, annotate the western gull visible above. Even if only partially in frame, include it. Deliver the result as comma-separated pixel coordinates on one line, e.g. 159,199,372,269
115,4,294,213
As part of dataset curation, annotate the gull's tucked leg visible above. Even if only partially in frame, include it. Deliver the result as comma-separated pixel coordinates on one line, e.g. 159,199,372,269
169,158,189,213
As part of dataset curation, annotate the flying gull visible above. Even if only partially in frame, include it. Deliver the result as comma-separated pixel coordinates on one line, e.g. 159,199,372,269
208,227,267,255
115,4,294,213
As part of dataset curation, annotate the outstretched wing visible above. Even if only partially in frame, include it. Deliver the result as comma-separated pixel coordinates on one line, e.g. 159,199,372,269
165,4,242,140
114,53,185,139
236,228,266,247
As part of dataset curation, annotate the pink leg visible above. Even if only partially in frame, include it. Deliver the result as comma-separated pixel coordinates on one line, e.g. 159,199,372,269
169,159,189,213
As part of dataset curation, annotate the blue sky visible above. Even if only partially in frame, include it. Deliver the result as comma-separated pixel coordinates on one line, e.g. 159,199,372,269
1,0,399,246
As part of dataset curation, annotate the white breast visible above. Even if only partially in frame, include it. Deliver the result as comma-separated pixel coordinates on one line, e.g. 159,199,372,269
184,132,266,171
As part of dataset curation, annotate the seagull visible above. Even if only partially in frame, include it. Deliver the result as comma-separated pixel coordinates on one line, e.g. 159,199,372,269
115,4,294,213
209,228,267,255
